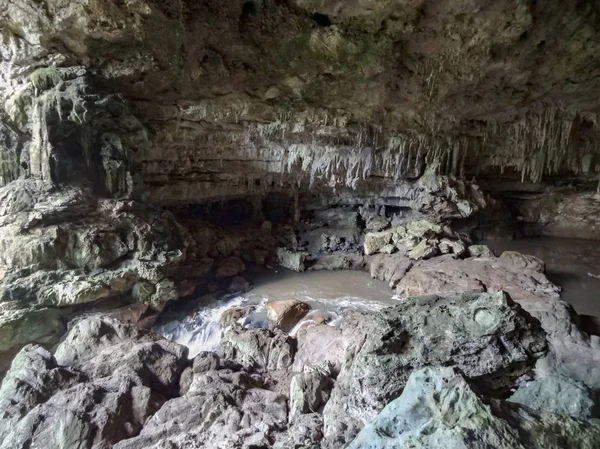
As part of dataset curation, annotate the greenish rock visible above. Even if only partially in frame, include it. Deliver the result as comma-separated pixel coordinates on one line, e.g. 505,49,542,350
277,248,310,272
323,291,547,446
406,219,443,239
348,367,600,449
363,231,392,255
509,374,599,419
408,238,439,260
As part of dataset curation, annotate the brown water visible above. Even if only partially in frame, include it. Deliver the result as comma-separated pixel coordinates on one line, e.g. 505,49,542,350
485,237,600,317
155,270,395,357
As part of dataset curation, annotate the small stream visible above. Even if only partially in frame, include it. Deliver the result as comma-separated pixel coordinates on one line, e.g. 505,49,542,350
154,270,395,357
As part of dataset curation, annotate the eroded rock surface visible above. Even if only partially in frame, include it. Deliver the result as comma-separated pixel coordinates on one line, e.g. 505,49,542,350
322,291,547,446
348,367,600,449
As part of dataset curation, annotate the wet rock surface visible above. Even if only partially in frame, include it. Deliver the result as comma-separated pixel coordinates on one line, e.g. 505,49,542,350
1,278,599,449
348,367,600,449
322,291,547,446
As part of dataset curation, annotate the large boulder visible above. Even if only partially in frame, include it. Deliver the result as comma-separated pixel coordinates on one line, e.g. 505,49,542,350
114,368,289,449
499,250,545,273
266,299,311,332
395,253,600,390
276,248,309,272
0,317,187,449
55,317,188,396
348,367,600,449
368,253,413,289
322,291,547,446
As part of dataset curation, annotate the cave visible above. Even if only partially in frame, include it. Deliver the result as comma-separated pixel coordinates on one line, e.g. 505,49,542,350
1,1,600,448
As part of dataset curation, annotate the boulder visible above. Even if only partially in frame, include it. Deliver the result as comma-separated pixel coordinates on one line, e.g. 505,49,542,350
266,299,311,332
54,317,188,396
322,291,547,446
438,237,466,256
394,253,600,390
220,324,295,372
229,275,250,292
114,369,289,449
408,238,439,260
277,248,309,272
219,305,256,329
379,243,396,254
499,250,545,273
363,231,392,255
0,318,187,449
467,244,496,258
310,252,365,271
405,219,442,239
368,253,413,289
509,373,599,419
348,367,600,449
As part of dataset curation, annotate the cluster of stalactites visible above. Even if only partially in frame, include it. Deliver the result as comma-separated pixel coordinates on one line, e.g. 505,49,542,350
240,107,599,189
242,120,475,190
482,107,598,183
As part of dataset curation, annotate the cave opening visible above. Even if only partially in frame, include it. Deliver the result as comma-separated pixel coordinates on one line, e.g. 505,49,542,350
2,2,600,448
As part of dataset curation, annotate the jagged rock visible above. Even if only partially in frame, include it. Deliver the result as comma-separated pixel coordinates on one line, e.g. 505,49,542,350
293,317,371,375
499,250,545,273
322,292,547,446
0,306,66,371
348,367,600,449
363,231,392,255
405,219,443,239
365,216,390,232
0,325,172,449
275,413,324,449
219,305,256,329
114,369,289,449
394,252,600,390
266,299,311,332
0,345,84,443
54,317,188,396
216,236,241,257
408,238,439,260
509,373,599,419
216,256,246,278
289,363,333,418
277,248,309,272
0,179,192,363
438,237,466,256
468,244,496,258
220,324,295,372
179,352,221,395
368,253,413,289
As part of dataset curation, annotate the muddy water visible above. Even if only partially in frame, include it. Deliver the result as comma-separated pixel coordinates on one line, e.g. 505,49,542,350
485,237,600,317
154,270,395,357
